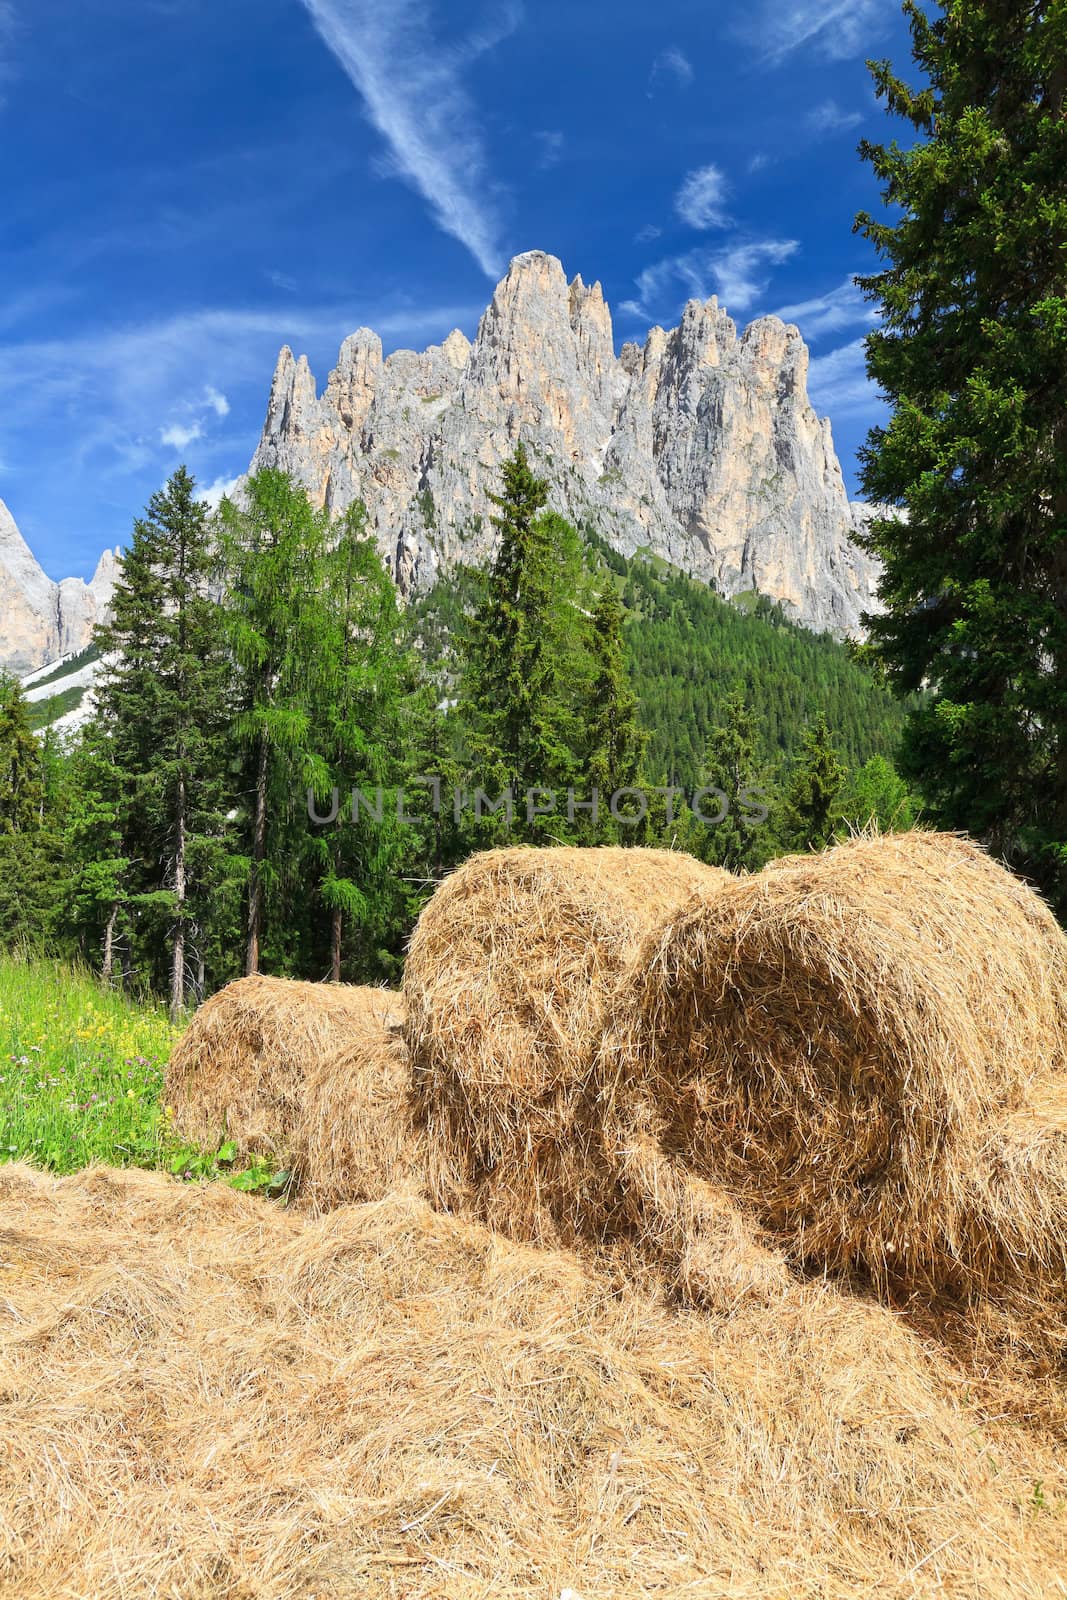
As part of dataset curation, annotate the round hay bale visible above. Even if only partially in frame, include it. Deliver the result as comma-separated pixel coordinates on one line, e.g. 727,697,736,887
292,1012,426,1212
596,830,1067,1296
165,976,402,1160
404,845,731,1247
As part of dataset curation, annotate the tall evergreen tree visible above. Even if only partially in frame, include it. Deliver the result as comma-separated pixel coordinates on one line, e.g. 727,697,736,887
418,532,912,804
218,468,335,975
459,445,589,839
582,585,644,840
781,714,847,852
94,468,231,1013
855,0,1067,911
92,505,165,973
92,490,170,987
0,676,55,951
309,501,412,982
697,688,774,871
61,724,131,981
0,675,44,834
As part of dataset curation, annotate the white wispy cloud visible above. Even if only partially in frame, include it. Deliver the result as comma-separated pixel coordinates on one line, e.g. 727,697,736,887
806,99,863,136
160,420,203,452
649,45,693,93
674,164,729,231
808,337,882,417
620,258,701,321
195,475,241,511
710,241,801,308
635,223,662,245
296,0,518,276
753,0,889,65
772,277,877,341
159,386,231,454
621,238,799,320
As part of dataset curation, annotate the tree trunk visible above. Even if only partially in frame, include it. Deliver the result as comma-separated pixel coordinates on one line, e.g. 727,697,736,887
330,906,343,984
101,904,118,984
170,773,187,1023
246,734,269,976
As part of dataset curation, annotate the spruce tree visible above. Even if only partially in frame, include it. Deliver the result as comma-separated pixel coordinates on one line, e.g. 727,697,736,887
0,675,44,834
93,504,165,953
697,688,774,871
0,676,54,951
309,501,412,982
218,469,335,975
92,493,169,986
399,560,472,885
855,0,1067,911
459,445,588,839
582,585,644,841
61,724,129,979
154,468,233,1016
95,467,231,1013
781,714,847,852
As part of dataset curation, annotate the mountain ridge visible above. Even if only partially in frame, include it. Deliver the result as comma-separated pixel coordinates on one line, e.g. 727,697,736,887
251,250,882,637
0,497,118,675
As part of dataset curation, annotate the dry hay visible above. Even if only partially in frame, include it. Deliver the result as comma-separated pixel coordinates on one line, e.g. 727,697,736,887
603,1127,794,1308
165,975,402,1160
596,830,1067,1318
1,1160,1066,1599
902,1084,1067,1415
403,845,731,1247
291,1007,426,1212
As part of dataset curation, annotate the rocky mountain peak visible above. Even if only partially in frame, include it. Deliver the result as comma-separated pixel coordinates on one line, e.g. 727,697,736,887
437,329,472,370
1,496,54,621
0,496,118,675
324,330,383,433
673,296,736,371
249,250,882,636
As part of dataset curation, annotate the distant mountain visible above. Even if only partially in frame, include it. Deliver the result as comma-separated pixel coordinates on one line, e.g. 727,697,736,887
21,642,104,737
251,250,881,637
0,497,118,675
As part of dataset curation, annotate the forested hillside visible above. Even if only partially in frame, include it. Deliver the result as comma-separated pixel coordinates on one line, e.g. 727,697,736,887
411,528,909,790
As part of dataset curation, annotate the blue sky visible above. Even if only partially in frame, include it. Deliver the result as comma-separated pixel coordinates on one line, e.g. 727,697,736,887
0,0,913,579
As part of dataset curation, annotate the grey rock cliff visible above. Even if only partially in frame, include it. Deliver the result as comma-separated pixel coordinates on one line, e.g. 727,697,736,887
250,250,881,636
0,497,118,674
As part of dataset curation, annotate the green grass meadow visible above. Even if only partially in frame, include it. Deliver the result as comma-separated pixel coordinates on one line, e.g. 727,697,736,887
0,957,287,1193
